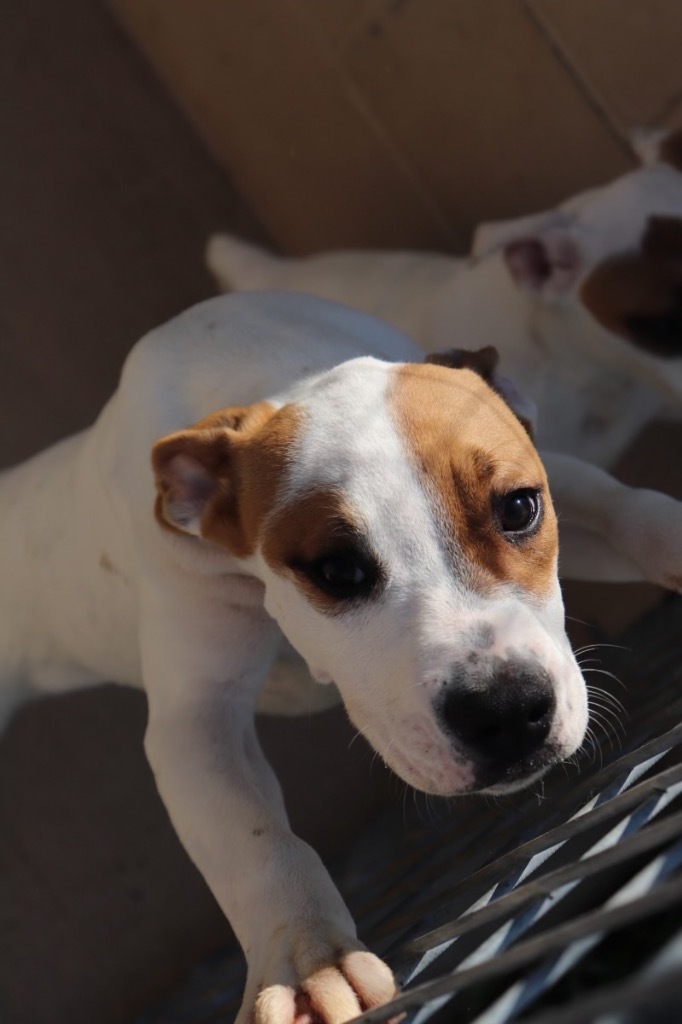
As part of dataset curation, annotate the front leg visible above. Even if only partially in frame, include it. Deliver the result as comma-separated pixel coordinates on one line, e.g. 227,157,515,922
542,451,682,591
139,582,395,1024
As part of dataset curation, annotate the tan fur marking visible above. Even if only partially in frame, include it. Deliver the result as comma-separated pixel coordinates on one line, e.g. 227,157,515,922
262,490,366,614
426,345,534,436
659,127,682,172
580,215,682,355
152,402,301,558
389,364,558,598
201,403,300,558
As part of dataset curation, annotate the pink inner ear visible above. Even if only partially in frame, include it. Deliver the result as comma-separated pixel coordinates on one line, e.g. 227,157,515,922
169,452,215,498
160,452,217,530
504,235,581,296
505,239,551,290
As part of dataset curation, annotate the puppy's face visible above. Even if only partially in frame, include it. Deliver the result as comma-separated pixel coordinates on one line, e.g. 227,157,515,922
474,128,682,398
153,358,587,797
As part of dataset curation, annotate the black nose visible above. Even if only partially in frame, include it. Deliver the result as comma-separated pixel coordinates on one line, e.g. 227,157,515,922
440,659,555,774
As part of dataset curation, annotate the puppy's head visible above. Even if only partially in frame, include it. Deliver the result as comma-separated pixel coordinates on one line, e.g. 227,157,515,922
473,126,682,398
152,353,586,797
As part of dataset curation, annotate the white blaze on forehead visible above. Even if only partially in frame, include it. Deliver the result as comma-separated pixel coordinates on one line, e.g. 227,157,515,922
275,357,451,580
259,355,559,620
269,356,558,603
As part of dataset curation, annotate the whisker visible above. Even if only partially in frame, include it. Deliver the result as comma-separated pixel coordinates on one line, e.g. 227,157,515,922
585,700,622,724
583,665,628,691
565,614,593,628
347,728,365,752
589,708,624,751
587,686,627,716
580,726,601,768
573,641,629,656
587,691,625,719
589,705,627,739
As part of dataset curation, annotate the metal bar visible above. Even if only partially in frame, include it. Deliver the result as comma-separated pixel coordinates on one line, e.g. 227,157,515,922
354,876,682,1022
402,761,682,956
407,786,682,954
465,838,682,1023
350,725,682,917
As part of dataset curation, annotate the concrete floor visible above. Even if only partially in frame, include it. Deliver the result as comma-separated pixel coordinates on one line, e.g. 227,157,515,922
0,3,679,1024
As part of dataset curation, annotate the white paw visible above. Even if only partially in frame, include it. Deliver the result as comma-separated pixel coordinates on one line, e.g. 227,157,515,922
239,946,396,1024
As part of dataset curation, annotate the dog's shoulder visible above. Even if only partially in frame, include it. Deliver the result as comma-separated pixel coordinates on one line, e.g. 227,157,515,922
119,292,420,434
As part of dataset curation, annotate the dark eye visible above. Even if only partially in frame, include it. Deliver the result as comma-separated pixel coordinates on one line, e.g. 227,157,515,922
301,550,379,599
497,488,541,536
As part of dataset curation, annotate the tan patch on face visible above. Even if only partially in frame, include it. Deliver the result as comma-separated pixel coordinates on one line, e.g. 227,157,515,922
660,127,682,172
261,489,372,614
152,401,301,558
389,363,558,599
580,215,682,357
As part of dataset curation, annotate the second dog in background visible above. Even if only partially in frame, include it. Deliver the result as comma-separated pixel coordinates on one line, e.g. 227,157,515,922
207,128,682,592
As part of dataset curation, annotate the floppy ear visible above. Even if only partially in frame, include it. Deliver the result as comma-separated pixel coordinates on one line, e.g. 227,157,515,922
472,211,581,298
426,346,538,438
151,404,274,551
152,430,228,537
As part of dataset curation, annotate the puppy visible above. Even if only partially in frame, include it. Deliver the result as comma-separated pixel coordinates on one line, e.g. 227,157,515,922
0,292,587,1024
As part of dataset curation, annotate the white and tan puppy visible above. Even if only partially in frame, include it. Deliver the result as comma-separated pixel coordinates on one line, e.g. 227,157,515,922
1,292,587,1024
207,131,682,592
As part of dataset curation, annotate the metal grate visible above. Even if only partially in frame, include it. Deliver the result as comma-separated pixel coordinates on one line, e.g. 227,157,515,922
139,596,682,1024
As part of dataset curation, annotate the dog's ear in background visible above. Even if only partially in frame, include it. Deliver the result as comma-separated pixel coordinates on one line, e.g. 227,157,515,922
425,346,538,438
471,210,582,300
471,124,679,331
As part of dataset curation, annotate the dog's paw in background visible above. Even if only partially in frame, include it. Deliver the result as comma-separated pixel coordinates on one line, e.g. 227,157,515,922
240,941,396,1024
